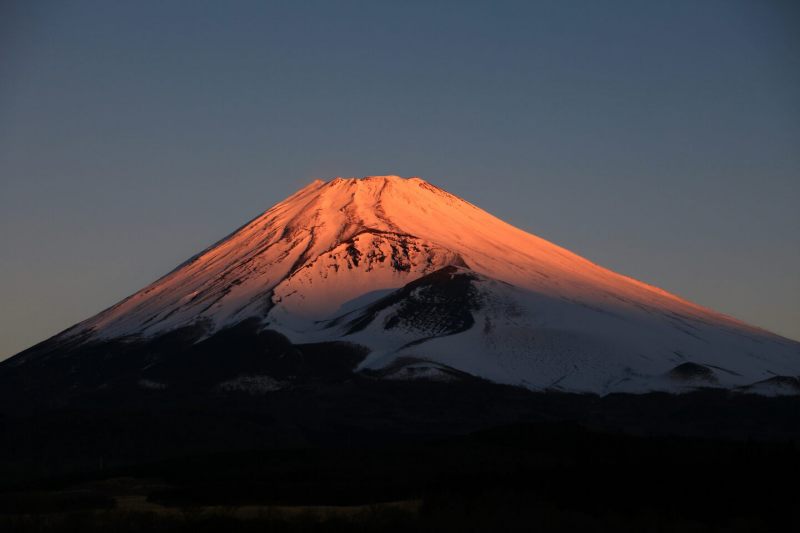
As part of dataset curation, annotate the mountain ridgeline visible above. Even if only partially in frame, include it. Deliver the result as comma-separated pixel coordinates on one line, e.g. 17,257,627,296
4,175,797,402
3,175,800,503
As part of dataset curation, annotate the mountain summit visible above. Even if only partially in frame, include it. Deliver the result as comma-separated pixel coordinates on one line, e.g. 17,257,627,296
6,176,800,396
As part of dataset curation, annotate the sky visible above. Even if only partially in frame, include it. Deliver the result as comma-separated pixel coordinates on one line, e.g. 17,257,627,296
1,0,798,359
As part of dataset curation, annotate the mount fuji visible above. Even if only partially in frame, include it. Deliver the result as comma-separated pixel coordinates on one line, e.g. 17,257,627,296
3,176,799,404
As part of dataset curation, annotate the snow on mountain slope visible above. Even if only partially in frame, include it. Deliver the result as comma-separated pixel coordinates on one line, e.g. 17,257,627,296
337,266,798,394
39,176,800,394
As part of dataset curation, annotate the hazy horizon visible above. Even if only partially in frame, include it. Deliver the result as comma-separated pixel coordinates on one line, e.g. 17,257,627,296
2,1,799,359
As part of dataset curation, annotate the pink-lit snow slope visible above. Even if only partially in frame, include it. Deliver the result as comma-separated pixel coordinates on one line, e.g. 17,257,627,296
60,176,799,394
73,176,756,337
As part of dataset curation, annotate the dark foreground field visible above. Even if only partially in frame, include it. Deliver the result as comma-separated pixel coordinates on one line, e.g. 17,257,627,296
1,377,799,531
2,416,799,532
3,316,799,529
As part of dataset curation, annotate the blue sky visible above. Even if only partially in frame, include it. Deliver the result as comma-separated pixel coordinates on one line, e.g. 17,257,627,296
1,0,798,358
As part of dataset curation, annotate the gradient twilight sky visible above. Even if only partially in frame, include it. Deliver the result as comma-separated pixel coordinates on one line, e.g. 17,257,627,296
1,1,798,359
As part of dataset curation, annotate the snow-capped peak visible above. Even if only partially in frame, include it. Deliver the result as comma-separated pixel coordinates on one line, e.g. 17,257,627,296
73,176,744,339
51,175,798,394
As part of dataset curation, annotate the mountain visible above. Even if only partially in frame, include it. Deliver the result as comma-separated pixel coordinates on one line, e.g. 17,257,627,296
3,176,799,402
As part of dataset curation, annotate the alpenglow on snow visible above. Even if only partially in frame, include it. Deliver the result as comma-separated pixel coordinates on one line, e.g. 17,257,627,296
11,176,800,395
